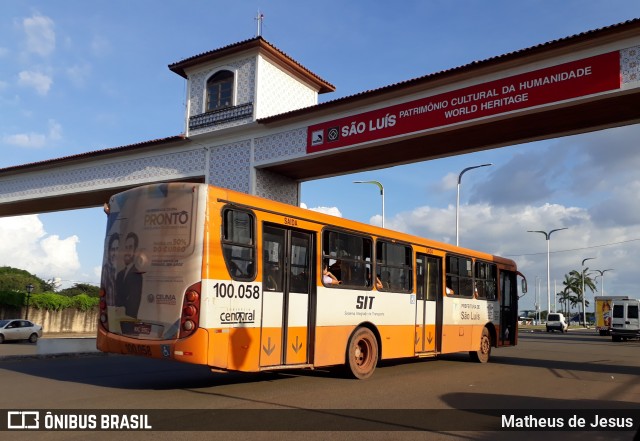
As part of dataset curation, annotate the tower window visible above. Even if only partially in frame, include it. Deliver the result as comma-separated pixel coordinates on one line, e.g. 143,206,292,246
206,70,234,111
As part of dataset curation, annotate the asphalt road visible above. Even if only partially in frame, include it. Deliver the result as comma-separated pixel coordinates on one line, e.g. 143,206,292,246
0,329,638,441
0,334,97,358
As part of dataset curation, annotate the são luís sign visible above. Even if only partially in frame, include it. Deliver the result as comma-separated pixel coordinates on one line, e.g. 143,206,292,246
307,51,620,153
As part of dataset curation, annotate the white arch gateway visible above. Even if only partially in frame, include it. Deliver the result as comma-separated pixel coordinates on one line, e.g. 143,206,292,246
1,19,640,216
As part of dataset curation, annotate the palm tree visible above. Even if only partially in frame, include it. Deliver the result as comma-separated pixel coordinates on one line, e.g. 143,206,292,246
561,274,578,317
568,269,597,325
557,289,572,317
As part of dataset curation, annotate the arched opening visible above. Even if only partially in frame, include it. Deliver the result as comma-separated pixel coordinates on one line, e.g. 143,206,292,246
206,70,234,111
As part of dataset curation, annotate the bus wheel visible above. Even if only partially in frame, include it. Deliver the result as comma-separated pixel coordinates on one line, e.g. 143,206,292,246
470,327,491,363
347,327,378,379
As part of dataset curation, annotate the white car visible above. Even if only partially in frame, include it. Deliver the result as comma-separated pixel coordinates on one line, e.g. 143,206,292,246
546,313,568,333
0,319,43,343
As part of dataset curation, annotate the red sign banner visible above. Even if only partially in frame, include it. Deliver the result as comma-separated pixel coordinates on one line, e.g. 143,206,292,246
307,51,621,153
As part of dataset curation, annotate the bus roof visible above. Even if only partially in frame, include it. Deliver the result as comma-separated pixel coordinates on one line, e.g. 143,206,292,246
209,184,517,268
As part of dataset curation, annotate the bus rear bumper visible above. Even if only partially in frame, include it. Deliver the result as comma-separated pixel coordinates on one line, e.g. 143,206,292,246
96,327,210,365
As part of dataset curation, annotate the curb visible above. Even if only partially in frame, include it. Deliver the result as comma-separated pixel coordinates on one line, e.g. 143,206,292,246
0,352,108,362
42,334,96,339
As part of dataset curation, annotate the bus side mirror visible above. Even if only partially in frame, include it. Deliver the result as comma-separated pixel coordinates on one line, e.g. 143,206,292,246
521,279,528,294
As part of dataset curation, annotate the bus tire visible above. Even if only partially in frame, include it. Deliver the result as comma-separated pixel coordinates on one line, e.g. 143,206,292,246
470,327,491,363
346,327,378,380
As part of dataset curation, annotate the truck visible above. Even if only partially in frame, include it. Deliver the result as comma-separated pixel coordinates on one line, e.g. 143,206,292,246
611,298,640,342
594,296,628,336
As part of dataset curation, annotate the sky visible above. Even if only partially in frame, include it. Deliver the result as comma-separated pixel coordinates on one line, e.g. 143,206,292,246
1,1,639,315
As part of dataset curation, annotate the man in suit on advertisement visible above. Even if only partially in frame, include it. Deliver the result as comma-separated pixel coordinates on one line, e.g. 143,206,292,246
115,232,143,318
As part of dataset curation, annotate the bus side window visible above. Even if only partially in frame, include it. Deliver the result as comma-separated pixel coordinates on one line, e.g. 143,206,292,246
446,255,473,297
475,261,496,300
221,208,256,281
322,230,373,289
376,240,412,293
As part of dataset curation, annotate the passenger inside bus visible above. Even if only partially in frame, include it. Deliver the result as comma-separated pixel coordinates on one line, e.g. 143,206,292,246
329,259,342,280
323,263,341,285
376,270,391,290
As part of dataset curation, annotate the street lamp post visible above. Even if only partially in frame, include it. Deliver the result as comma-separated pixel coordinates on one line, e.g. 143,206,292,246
581,257,595,327
456,164,492,246
535,276,540,324
594,269,613,296
353,180,384,228
25,283,34,320
527,228,568,321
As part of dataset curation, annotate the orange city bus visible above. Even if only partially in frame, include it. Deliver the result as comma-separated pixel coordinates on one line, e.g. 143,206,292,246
97,183,526,379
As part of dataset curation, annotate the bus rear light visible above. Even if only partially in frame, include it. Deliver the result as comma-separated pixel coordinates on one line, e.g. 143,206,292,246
182,305,197,317
185,290,199,303
98,286,109,331
179,281,201,339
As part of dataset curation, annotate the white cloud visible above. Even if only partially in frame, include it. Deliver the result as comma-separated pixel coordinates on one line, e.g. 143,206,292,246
0,215,80,281
368,214,383,227
4,132,47,148
300,203,343,217
3,119,63,148
18,70,53,95
47,119,62,140
385,200,639,312
440,172,458,191
22,13,55,57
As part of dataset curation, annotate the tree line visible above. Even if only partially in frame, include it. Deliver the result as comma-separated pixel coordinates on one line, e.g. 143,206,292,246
0,266,99,311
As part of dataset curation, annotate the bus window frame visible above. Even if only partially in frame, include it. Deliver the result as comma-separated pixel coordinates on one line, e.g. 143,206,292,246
375,239,413,294
221,206,257,282
445,254,474,298
321,228,374,290
474,260,498,301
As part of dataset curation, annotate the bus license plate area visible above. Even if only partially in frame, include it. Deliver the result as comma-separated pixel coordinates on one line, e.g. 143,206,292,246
120,322,164,338
133,323,152,334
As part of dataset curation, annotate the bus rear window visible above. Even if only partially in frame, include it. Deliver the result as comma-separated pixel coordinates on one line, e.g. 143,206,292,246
222,208,256,281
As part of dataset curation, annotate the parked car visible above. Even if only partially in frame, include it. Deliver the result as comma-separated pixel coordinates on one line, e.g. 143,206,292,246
0,319,43,343
546,313,568,333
